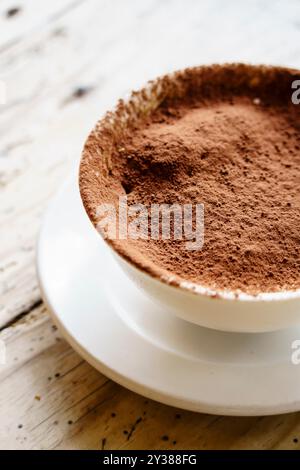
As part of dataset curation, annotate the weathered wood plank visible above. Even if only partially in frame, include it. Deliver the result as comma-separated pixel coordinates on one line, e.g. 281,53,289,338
0,0,86,53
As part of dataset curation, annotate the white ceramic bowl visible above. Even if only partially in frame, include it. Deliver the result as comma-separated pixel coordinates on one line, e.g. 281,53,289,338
80,64,300,333
112,250,300,333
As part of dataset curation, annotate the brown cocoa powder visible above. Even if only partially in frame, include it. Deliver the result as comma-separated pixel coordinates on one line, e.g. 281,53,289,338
80,64,300,294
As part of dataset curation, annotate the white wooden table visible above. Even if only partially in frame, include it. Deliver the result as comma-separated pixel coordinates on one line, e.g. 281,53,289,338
1,0,300,450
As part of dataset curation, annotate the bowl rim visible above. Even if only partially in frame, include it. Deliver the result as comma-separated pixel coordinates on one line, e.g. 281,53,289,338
79,62,300,303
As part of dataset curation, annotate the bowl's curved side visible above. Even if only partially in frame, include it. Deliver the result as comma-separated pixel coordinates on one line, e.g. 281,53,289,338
113,250,300,333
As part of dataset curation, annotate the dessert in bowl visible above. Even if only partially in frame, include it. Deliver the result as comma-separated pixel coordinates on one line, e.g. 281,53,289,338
79,63,300,333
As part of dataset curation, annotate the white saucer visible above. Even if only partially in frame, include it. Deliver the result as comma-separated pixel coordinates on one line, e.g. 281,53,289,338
37,174,300,416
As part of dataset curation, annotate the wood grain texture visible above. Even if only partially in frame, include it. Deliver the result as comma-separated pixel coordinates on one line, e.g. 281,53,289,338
0,0,300,450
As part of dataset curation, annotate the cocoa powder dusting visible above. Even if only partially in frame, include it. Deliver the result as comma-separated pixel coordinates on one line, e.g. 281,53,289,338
80,64,300,295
